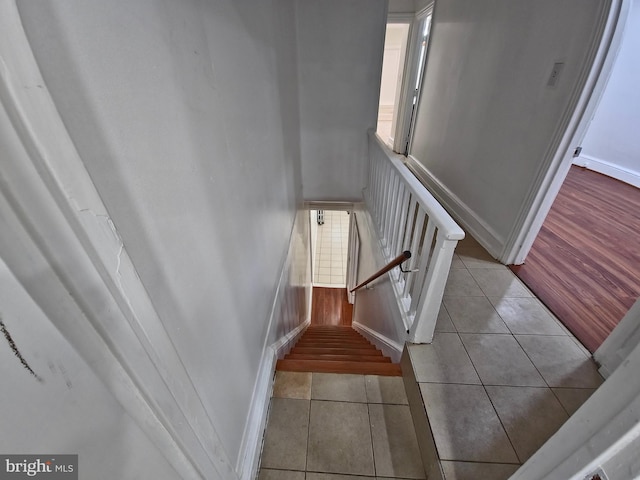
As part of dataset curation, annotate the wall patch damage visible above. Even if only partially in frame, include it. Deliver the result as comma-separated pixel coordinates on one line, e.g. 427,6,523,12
0,316,43,382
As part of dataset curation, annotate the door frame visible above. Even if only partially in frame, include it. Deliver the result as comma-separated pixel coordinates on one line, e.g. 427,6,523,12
392,4,434,155
501,0,631,265
346,210,360,304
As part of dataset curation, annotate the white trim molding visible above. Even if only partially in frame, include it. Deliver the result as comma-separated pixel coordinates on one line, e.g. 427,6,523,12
387,13,415,23
405,156,505,257
573,154,640,189
304,201,355,212
595,298,640,378
236,317,310,480
502,0,629,265
352,322,403,363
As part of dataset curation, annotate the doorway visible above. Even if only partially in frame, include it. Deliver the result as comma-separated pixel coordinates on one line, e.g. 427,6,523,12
511,166,640,353
376,7,433,156
376,23,410,147
402,11,432,156
310,210,350,287
509,0,636,353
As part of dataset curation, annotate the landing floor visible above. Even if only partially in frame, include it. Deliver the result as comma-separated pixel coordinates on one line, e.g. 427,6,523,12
259,372,423,479
258,234,605,479
405,232,603,477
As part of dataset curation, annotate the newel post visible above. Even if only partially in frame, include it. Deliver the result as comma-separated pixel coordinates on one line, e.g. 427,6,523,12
408,236,458,343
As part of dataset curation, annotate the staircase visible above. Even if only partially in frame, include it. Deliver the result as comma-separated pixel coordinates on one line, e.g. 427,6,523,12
276,325,402,376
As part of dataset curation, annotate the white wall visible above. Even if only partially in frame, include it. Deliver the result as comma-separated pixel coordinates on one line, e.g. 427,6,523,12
408,0,606,256
574,0,640,188
0,259,177,479
352,206,406,360
16,0,309,476
296,0,387,201
389,0,417,14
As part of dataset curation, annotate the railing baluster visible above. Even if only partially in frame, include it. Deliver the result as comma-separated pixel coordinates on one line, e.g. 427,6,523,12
373,154,383,219
410,218,436,315
379,169,393,243
364,132,465,343
403,204,424,298
384,176,401,256
389,183,407,262
397,189,411,253
381,173,397,251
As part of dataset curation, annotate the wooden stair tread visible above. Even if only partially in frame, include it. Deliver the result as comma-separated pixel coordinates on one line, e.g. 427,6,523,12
276,359,402,376
300,334,369,340
301,334,367,340
276,324,402,376
296,340,375,348
306,325,353,329
290,347,383,356
286,353,392,363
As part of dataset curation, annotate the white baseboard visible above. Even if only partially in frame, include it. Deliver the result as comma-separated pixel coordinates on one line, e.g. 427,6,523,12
273,319,311,360
353,321,404,363
573,155,640,189
405,156,505,258
236,318,309,480
598,364,613,379
237,349,277,480
236,208,312,480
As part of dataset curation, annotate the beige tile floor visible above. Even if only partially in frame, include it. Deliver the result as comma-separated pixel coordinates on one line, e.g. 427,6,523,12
259,372,425,479
259,234,604,480
314,211,350,286
406,233,604,477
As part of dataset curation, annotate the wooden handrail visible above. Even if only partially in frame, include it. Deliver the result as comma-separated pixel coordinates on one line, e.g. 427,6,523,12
350,251,411,292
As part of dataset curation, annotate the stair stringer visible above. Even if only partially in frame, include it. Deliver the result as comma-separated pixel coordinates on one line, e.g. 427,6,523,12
351,205,410,352
352,321,403,363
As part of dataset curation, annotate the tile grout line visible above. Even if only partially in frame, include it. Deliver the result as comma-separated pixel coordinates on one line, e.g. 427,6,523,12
453,250,555,390
460,246,594,460
305,374,313,474
511,334,553,390
481,381,525,465
366,397,378,478
450,268,524,466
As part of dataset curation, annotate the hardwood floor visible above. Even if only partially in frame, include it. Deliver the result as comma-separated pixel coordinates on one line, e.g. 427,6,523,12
511,166,640,353
311,287,353,326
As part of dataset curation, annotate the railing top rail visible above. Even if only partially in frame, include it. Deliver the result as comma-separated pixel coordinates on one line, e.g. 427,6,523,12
350,250,411,292
369,132,465,241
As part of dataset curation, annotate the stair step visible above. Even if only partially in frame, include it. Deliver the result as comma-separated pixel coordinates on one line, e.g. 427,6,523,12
302,331,366,336
285,353,392,363
295,341,374,349
306,326,359,330
299,332,368,339
276,359,402,376
301,330,366,337
290,347,383,356
306,325,353,330
301,334,365,340
277,325,401,375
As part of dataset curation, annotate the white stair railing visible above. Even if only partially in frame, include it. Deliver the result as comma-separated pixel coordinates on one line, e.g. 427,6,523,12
364,132,465,343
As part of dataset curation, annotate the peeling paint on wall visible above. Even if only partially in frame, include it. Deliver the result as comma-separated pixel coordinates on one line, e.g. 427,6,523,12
0,315,43,382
